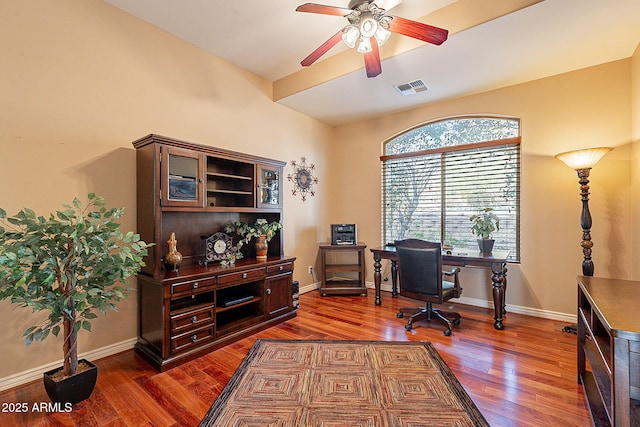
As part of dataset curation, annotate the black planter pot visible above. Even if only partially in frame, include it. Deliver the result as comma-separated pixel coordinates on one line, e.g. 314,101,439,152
43,359,98,405
477,238,495,253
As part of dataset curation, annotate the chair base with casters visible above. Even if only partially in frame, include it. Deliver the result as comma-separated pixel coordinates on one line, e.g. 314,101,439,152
397,301,461,336
393,239,463,336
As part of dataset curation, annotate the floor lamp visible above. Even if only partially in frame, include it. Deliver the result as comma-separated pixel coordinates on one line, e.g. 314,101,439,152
554,147,611,333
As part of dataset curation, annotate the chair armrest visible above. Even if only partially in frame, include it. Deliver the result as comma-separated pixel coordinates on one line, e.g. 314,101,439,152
443,267,462,298
443,267,460,276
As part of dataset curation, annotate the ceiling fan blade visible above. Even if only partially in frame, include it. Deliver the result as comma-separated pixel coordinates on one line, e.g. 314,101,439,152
363,38,382,78
301,29,345,67
296,3,352,16
388,15,448,45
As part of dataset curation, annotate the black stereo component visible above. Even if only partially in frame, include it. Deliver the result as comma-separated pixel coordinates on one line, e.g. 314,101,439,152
331,224,357,245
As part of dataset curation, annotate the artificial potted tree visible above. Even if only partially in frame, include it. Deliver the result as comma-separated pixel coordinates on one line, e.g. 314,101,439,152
470,207,500,253
0,193,151,405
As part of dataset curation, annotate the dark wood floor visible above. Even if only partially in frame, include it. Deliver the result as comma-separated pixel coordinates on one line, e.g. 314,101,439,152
0,290,591,426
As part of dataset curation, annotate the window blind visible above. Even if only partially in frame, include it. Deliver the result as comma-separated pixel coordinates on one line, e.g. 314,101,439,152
382,141,520,261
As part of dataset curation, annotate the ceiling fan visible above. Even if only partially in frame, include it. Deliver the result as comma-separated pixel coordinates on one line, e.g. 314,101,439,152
296,0,448,78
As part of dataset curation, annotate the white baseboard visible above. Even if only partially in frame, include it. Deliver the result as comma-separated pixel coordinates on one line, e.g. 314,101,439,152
4,284,576,392
365,281,577,323
0,337,137,392
299,282,320,295
367,283,578,323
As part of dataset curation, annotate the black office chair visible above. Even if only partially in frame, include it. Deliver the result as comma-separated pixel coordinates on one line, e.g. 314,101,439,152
395,239,462,336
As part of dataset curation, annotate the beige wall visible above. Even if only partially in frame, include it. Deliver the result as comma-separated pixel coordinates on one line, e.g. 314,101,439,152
333,59,634,315
1,0,638,382
0,0,333,378
632,44,640,280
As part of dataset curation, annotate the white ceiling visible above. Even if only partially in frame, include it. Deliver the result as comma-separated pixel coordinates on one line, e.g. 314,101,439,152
102,0,640,126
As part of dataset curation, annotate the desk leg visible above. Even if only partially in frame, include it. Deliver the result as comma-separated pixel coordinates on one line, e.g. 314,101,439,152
373,253,382,305
491,261,508,330
391,260,398,297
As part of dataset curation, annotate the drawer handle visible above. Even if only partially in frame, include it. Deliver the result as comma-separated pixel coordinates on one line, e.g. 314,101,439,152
279,266,284,271
242,273,247,279
191,316,197,324
192,282,199,289
266,288,271,295
191,334,198,343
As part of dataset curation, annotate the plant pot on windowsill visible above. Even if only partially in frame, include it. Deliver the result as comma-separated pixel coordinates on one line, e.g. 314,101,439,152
43,359,98,405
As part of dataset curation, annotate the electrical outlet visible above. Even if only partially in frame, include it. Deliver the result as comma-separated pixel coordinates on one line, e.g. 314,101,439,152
308,266,313,274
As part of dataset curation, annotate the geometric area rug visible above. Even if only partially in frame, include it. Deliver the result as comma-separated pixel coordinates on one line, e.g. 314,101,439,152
199,339,489,426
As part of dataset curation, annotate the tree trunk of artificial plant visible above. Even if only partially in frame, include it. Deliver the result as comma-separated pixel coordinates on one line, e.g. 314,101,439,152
62,297,78,377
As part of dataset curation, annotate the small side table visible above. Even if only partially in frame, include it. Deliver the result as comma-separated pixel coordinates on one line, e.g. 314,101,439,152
318,243,367,296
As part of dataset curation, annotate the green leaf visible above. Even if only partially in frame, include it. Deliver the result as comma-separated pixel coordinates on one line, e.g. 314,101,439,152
0,193,149,352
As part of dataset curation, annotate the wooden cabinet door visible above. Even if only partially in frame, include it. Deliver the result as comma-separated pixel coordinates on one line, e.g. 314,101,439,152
160,146,205,208
266,272,292,318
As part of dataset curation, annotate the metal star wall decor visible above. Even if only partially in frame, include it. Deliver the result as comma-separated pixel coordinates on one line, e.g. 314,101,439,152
287,157,318,201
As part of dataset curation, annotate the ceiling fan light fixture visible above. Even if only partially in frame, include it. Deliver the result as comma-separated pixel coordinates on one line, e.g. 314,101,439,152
296,2,449,78
357,36,373,53
359,16,378,38
342,25,360,49
374,26,390,46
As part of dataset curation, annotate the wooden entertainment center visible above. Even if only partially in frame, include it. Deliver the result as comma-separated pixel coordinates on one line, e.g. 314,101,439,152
132,134,296,371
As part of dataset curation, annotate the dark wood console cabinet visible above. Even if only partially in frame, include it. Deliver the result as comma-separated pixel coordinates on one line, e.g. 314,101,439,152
577,276,640,426
132,134,296,371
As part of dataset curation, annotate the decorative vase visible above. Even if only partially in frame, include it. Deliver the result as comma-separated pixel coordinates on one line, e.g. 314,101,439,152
477,238,495,253
255,235,268,260
164,232,182,271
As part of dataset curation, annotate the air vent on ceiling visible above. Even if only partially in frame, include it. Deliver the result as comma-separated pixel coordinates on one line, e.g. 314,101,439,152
393,79,428,96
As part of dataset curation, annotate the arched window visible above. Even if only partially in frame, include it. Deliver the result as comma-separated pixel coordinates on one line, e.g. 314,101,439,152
382,116,520,261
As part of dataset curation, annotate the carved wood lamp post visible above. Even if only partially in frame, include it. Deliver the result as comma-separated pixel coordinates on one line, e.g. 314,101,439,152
555,147,611,276
555,147,611,334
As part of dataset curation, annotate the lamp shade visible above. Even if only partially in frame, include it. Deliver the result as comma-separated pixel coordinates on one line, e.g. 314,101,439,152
554,147,612,170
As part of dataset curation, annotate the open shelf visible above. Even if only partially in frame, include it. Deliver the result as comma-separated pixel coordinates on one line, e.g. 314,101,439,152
216,296,262,313
319,244,367,296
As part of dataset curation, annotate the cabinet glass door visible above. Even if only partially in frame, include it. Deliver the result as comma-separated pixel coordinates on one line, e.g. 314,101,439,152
258,165,281,208
161,147,204,207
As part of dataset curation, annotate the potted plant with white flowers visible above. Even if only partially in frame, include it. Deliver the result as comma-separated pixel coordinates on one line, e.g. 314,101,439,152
470,207,500,253
0,193,151,405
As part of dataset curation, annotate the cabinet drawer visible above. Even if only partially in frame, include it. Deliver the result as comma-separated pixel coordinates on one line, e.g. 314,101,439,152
267,262,293,275
171,278,216,296
170,325,215,355
218,267,265,286
170,305,214,334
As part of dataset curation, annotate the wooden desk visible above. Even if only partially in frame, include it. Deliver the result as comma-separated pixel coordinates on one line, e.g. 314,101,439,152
370,246,510,330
